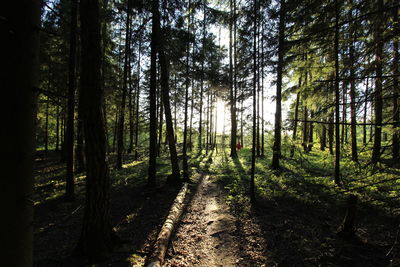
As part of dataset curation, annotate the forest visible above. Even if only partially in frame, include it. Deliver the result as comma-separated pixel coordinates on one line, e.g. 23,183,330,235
2,0,400,266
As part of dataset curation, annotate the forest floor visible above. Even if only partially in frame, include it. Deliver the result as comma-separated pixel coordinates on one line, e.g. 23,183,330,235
33,147,400,266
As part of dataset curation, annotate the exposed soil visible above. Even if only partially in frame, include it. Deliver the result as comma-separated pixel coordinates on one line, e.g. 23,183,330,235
164,174,267,267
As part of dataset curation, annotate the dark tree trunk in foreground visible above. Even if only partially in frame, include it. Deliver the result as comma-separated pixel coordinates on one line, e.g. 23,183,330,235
116,0,132,169
271,0,285,169
65,0,78,200
2,1,39,265
76,0,117,260
148,0,159,187
372,0,384,164
363,78,368,145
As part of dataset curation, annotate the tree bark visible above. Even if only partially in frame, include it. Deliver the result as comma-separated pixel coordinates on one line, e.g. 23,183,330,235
134,35,141,160
229,0,238,158
65,0,78,200
392,8,399,161
334,0,342,186
148,0,159,187
271,0,285,169
76,0,117,260
116,0,132,169
372,0,384,164
2,0,39,265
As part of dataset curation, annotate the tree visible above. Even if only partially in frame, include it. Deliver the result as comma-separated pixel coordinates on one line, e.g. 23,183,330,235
116,0,132,169
1,1,40,265
148,0,159,187
75,0,118,260
65,0,78,200
271,0,285,170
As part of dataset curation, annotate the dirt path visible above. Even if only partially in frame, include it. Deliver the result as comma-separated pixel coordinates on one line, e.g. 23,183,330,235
164,174,241,267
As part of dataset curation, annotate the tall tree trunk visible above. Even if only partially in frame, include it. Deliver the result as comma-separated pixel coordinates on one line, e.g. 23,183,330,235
2,0,39,264
349,39,358,162
341,82,347,147
76,0,117,260
198,1,206,151
392,8,399,161
271,0,285,169
65,0,78,200
116,0,132,169
363,78,369,145
182,0,191,180
329,110,334,155
372,0,384,164
261,23,265,157
229,0,238,158
250,0,258,203
334,0,341,186
157,32,181,182
148,0,159,187
134,36,141,160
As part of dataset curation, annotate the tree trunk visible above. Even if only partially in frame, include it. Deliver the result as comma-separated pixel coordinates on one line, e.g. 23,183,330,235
320,119,327,151
75,0,117,260
271,0,285,169
302,105,308,152
334,0,341,186
134,35,141,160
158,41,181,183
363,78,368,145
372,0,384,164
45,96,49,153
65,0,78,200
198,1,206,151
148,0,159,187
2,0,39,264
349,40,358,162
56,104,60,151
116,0,132,169
229,0,237,158
392,8,399,161
290,90,300,157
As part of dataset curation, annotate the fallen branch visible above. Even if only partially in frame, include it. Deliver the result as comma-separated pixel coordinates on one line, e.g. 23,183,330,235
146,183,189,267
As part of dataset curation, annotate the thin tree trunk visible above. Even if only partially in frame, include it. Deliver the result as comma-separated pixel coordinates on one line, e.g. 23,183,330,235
182,0,191,180
65,0,78,200
372,0,384,164
148,0,159,187
134,35,141,160
290,90,300,157
250,0,258,203
272,16,285,162
45,96,49,153
229,0,237,158
334,0,342,186
363,78,368,145
56,104,60,152
198,1,206,151
392,8,399,161
116,0,132,169
350,39,358,162
158,35,181,183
